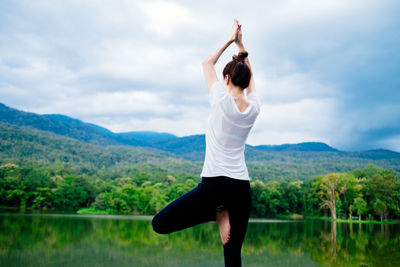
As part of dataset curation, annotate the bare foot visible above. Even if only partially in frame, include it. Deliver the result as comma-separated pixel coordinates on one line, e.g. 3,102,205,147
216,209,231,245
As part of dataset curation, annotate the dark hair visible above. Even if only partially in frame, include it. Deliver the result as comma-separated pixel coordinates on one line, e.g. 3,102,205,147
222,51,251,90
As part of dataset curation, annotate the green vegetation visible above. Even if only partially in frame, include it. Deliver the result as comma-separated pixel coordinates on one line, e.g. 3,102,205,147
1,109,400,221
1,162,399,221
76,208,114,215
1,122,400,183
0,122,202,176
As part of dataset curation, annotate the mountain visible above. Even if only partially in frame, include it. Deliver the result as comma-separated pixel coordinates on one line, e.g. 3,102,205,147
0,103,119,146
0,122,201,177
1,102,399,181
0,102,339,158
253,142,338,152
2,120,400,182
118,131,177,142
116,131,178,148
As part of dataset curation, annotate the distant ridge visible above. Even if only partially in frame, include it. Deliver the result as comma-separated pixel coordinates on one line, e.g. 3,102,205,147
119,131,177,141
0,102,398,156
1,101,400,180
0,103,119,146
253,142,339,152
351,149,400,160
118,131,177,146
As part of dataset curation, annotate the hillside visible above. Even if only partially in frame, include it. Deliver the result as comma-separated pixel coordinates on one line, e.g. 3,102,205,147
1,102,400,181
0,102,340,158
0,122,201,178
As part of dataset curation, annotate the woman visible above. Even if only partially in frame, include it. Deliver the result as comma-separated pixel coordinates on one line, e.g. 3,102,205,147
152,19,260,267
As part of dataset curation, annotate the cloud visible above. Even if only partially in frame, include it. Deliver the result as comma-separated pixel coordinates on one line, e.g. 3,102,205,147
248,97,337,145
138,0,191,36
0,0,399,151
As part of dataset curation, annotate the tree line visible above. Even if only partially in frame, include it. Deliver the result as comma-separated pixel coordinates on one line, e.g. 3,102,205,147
0,163,399,221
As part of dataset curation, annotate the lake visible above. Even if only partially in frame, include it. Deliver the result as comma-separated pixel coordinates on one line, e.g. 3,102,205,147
1,213,399,267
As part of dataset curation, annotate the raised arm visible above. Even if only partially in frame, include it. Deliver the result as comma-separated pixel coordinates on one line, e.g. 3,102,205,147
235,29,256,95
202,20,240,91
244,57,256,95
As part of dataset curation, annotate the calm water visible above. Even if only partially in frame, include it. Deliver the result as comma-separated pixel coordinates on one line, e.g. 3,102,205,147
1,213,399,267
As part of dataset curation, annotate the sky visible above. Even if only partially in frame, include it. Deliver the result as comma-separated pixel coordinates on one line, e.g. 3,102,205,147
0,0,399,152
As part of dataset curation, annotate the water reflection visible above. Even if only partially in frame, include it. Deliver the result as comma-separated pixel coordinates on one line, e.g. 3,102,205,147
0,214,399,267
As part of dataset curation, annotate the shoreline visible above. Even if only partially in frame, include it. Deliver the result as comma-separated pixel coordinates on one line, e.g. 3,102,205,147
1,210,399,224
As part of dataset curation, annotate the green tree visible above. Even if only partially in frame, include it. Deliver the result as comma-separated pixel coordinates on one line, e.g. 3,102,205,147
94,193,109,210
348,204,353,220
250,180,267,217
373,198,387,221
32,187,54,210
319,173,343,220
364,169,399,219
108,191,130,214
265,180,282,216
52,175,95,210
302,176,323,216
338,173,361,219
148,183,168,214
353,197,367,221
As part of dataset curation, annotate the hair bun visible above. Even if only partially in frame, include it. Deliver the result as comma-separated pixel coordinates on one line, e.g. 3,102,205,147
232,51,248,62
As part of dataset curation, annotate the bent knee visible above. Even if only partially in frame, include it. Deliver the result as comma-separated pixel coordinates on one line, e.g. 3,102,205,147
152,213,171,234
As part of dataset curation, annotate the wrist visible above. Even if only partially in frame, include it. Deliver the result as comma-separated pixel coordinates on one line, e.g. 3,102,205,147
236,42,246,52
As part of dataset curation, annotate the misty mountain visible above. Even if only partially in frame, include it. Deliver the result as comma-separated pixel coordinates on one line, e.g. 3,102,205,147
0,102,342,155
1,102,399,181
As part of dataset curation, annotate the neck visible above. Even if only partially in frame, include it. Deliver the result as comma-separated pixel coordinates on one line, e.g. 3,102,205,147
226,84,244,98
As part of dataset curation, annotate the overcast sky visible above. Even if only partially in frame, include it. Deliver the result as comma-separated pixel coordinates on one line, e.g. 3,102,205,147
1,0,399,152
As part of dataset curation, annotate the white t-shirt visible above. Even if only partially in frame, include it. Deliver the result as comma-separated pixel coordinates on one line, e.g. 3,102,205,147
200,81,261,180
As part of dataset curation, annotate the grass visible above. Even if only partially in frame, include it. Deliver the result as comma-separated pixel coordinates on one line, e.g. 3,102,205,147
76,208,116,215
275,213,304,220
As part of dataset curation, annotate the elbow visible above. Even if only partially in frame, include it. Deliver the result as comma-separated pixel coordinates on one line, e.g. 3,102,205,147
202,60,215,74
202,59,214,67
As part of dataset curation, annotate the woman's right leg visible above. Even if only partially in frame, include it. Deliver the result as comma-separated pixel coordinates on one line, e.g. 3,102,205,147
222,179,252,267
152,181,216,234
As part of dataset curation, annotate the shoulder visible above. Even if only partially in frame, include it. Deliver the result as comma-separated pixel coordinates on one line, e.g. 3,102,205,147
209,81,228,106
246,92,261,114
210,81,224,93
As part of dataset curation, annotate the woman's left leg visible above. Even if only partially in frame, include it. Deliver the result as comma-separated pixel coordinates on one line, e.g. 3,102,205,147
152,181,216,234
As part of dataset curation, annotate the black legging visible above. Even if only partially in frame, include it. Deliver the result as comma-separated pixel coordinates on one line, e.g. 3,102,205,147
152,176,251,267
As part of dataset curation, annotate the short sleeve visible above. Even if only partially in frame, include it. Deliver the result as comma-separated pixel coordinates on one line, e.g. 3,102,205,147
247,92,261,113
209,81,228,106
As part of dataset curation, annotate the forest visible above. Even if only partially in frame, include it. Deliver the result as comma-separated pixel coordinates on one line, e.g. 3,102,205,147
1,162,399,221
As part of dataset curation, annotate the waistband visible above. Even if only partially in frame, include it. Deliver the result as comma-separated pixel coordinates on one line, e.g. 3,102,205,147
201,176,250,184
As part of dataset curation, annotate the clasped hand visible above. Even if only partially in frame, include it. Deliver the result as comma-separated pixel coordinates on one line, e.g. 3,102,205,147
229,19,243,45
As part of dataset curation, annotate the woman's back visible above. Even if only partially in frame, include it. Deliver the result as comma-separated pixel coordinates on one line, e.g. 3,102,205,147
200,81,260,180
